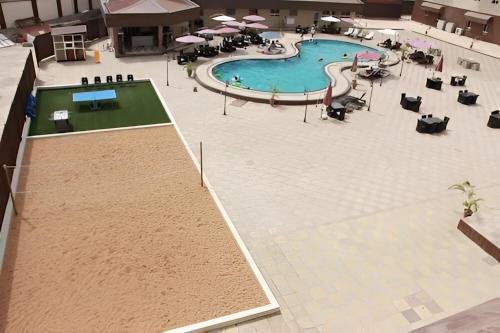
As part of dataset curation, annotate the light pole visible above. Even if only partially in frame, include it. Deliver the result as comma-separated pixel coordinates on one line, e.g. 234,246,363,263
303,90,308,123
368,81,374,111
223,82,229,116
165,52,170,86
399,55,404,77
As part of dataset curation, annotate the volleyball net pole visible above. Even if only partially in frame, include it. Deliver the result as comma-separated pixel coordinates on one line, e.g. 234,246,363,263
3,165,18,216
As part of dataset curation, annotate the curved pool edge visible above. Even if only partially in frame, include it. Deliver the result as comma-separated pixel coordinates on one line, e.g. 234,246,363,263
195,39,400,105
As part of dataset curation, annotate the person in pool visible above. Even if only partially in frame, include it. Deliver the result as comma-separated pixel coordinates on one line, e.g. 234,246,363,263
318,58,324,62
342,53,348,59
231,75,240,83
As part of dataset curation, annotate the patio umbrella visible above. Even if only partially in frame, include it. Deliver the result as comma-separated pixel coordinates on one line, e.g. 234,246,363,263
351,54,358,72
355,51,381,60
215,27,240,35
435,56,444,72
246,22,269,30
211,14,236,22
323,82,333,106
175,35,206,43
409,38,432,49
243,15,266,22
259,31,282,40
321,16,341,23
341,17,356,25
223,21,246,28
195,28,218,35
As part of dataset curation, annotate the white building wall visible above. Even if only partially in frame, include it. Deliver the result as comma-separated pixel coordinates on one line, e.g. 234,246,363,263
3,1,34,28
61,0,74,16
37,0,59,21
429,0,500,15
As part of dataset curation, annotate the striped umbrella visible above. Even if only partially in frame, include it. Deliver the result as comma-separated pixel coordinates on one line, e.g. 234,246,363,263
323,82,333,106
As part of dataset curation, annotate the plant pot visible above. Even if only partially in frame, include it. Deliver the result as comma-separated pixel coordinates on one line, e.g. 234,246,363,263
464,208,473,217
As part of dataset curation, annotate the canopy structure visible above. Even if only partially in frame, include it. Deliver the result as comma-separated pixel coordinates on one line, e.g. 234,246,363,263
223,21,246,28
211,14,235,22
421,2,443,13
243,15,266,22
175,35,206,43
246,23,269,30
464,11,492,25
215,27,240,34
321,16,341,23
195,28,218,35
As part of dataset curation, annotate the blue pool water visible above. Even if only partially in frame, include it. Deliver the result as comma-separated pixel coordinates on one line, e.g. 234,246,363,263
212,39,381,93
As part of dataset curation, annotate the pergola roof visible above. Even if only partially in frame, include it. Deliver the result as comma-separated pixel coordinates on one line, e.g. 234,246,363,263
105,0,198,14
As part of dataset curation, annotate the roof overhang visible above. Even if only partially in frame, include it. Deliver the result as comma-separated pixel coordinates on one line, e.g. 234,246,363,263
421,2,443,13
464,11,492,25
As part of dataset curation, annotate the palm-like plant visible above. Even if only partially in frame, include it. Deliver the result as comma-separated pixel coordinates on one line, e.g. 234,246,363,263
449,181,484,217
270,84,279,107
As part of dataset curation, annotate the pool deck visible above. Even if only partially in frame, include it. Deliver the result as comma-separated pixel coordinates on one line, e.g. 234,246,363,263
195,38,399,104
31,26,500,332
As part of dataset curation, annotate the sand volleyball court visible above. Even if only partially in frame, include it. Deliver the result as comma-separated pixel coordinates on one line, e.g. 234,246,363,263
0,125,269,332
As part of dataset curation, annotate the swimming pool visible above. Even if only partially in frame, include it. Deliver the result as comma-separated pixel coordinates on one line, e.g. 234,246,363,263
212,40,381,93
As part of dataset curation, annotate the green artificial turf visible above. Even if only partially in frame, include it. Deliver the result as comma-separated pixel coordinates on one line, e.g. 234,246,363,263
30,81,170,136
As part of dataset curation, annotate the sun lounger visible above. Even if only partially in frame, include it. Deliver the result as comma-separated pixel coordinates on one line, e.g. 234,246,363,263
344,28,354,36
358,67,390,79
364,31,374,40
350,29,360,37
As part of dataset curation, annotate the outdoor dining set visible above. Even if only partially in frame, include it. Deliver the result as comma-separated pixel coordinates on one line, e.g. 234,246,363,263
457,90,479,105
400,93,422,112
416,115,450,134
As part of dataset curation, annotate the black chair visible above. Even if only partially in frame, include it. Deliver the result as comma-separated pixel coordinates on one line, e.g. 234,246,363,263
428,114,433,118
94,76,101,84
422,115,427,119
416,119,427,133
106,75,113,83
116,74,123,82
81,77,88,85
436,116,450,132
487,111,500,128
127,74,134,81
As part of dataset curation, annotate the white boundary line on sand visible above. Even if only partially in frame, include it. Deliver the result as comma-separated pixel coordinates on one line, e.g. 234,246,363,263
150,79,280,333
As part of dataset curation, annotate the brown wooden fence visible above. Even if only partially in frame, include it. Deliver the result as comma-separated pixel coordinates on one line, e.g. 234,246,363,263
0,51,36,228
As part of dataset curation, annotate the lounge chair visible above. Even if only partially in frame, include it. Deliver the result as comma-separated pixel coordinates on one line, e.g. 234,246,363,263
364,31,374,40
377,39,392,48
106,75,113,83
116,74,123,82
344,28,354,36
337,92,367,111
350,28,360,37
355,30,365,38
81,77,88,85
358,67,390,79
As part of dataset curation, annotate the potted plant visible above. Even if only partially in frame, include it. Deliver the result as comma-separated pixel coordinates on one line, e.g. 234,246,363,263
184,61,194,78
270,85,279,107
449,181,483,217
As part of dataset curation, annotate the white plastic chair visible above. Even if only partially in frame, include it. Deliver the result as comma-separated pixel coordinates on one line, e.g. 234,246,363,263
344,28,354,36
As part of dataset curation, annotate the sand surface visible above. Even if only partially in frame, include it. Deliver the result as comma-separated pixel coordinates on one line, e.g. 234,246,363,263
0,126,268,332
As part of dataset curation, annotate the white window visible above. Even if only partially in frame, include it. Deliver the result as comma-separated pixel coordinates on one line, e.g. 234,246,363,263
270,9,280,16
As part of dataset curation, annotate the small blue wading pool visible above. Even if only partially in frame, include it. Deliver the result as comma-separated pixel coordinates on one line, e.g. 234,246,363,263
212,39,381,93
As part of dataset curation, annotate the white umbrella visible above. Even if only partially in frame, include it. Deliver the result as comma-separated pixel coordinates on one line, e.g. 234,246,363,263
211,14,236,22
243,15,266,22
321,16,341,23
175,35,206,43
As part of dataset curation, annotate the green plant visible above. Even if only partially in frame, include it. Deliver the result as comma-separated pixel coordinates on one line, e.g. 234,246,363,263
270,85,279,106
184,61,194,77
449,181,484,217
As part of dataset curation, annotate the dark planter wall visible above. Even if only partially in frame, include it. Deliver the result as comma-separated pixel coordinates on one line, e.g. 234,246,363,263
34,32,54,65
0,52,36,228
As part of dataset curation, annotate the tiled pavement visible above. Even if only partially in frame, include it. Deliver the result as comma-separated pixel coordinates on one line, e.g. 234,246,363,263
36,27,500,332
